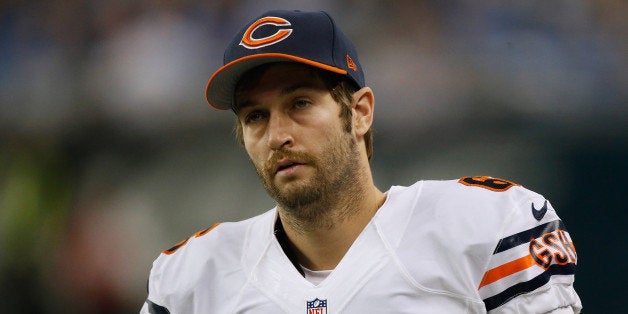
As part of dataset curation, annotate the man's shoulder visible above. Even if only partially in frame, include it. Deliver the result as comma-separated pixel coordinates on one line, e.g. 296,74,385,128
403,176,545,213
420,175,533,196
379,176,575,303
149,208,276,279
382,175,558,255
144,209,277,311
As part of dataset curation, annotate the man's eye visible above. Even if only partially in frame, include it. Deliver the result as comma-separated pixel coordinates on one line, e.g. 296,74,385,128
294,99,311,109
245,112,266,123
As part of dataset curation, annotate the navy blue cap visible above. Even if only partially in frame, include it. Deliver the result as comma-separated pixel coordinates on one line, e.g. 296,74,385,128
205,10,365,110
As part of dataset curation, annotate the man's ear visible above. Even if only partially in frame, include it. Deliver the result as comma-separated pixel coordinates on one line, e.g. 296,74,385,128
351,87,375,137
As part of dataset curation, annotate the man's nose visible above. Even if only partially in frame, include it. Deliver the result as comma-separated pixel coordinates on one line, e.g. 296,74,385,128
266,113,293,150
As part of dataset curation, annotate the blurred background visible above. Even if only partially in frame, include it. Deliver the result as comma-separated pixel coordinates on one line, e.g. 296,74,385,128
0,0,625,312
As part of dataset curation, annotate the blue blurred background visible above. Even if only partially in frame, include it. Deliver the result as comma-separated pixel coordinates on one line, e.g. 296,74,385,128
1,0,625,312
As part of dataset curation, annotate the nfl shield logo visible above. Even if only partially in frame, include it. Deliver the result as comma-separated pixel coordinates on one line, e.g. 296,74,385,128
306,298,327,314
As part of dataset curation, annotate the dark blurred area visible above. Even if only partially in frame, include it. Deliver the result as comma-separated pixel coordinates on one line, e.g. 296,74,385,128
0,0,625,313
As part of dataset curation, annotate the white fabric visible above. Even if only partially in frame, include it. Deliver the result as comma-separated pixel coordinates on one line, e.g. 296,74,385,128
301,266,332,286
547,306,575,313
141,178,581,313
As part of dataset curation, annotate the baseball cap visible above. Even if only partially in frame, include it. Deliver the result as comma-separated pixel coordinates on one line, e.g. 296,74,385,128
205,10,365,110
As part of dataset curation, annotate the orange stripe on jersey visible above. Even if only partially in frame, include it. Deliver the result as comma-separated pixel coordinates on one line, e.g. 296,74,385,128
163,238,189,255
194,222,220,238
479,255,536,289
163,222,221,255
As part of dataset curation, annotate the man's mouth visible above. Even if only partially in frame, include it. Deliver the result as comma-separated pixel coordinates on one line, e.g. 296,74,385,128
274,160,304,174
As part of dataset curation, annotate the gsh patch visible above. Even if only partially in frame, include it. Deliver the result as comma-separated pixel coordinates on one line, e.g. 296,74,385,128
529,229,577,269
306,298,327,314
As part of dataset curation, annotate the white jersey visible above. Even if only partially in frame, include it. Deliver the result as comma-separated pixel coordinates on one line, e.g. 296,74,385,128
141,177,581,313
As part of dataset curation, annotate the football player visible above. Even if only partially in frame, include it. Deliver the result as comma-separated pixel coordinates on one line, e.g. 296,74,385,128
141,10,581,313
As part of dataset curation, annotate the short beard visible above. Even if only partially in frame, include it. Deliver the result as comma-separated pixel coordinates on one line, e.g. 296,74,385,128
254,134,363,231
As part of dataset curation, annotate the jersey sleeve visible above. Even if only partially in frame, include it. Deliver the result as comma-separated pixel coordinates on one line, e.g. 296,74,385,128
140,296,170,314
141,266,173,314
471,178,582,313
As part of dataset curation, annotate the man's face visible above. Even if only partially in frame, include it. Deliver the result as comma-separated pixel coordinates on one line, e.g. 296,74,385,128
235,63,360,209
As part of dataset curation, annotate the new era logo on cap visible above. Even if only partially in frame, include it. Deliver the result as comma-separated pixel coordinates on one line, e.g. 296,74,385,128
205,10,365,110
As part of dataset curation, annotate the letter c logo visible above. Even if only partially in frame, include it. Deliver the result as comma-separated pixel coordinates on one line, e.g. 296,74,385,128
240,16,293,49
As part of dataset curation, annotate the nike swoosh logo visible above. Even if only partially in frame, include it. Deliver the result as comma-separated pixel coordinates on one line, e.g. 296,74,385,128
531,200,548,221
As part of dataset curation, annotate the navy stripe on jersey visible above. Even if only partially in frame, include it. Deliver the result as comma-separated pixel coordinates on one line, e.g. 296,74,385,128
494,220,565,254
483,263,576,311
146,299,170,314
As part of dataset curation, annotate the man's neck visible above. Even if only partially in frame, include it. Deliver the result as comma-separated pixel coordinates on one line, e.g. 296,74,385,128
276,183,386,271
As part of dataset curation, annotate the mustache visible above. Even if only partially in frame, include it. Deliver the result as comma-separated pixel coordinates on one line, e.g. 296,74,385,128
263,149,316,175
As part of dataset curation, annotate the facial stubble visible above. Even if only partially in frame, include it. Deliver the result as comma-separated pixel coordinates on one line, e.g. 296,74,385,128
253,133,363,230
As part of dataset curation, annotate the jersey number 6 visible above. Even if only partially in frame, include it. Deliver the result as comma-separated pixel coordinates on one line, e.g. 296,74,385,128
458,176,518,192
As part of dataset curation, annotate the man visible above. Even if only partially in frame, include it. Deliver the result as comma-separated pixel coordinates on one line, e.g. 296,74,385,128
141,10,581,313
